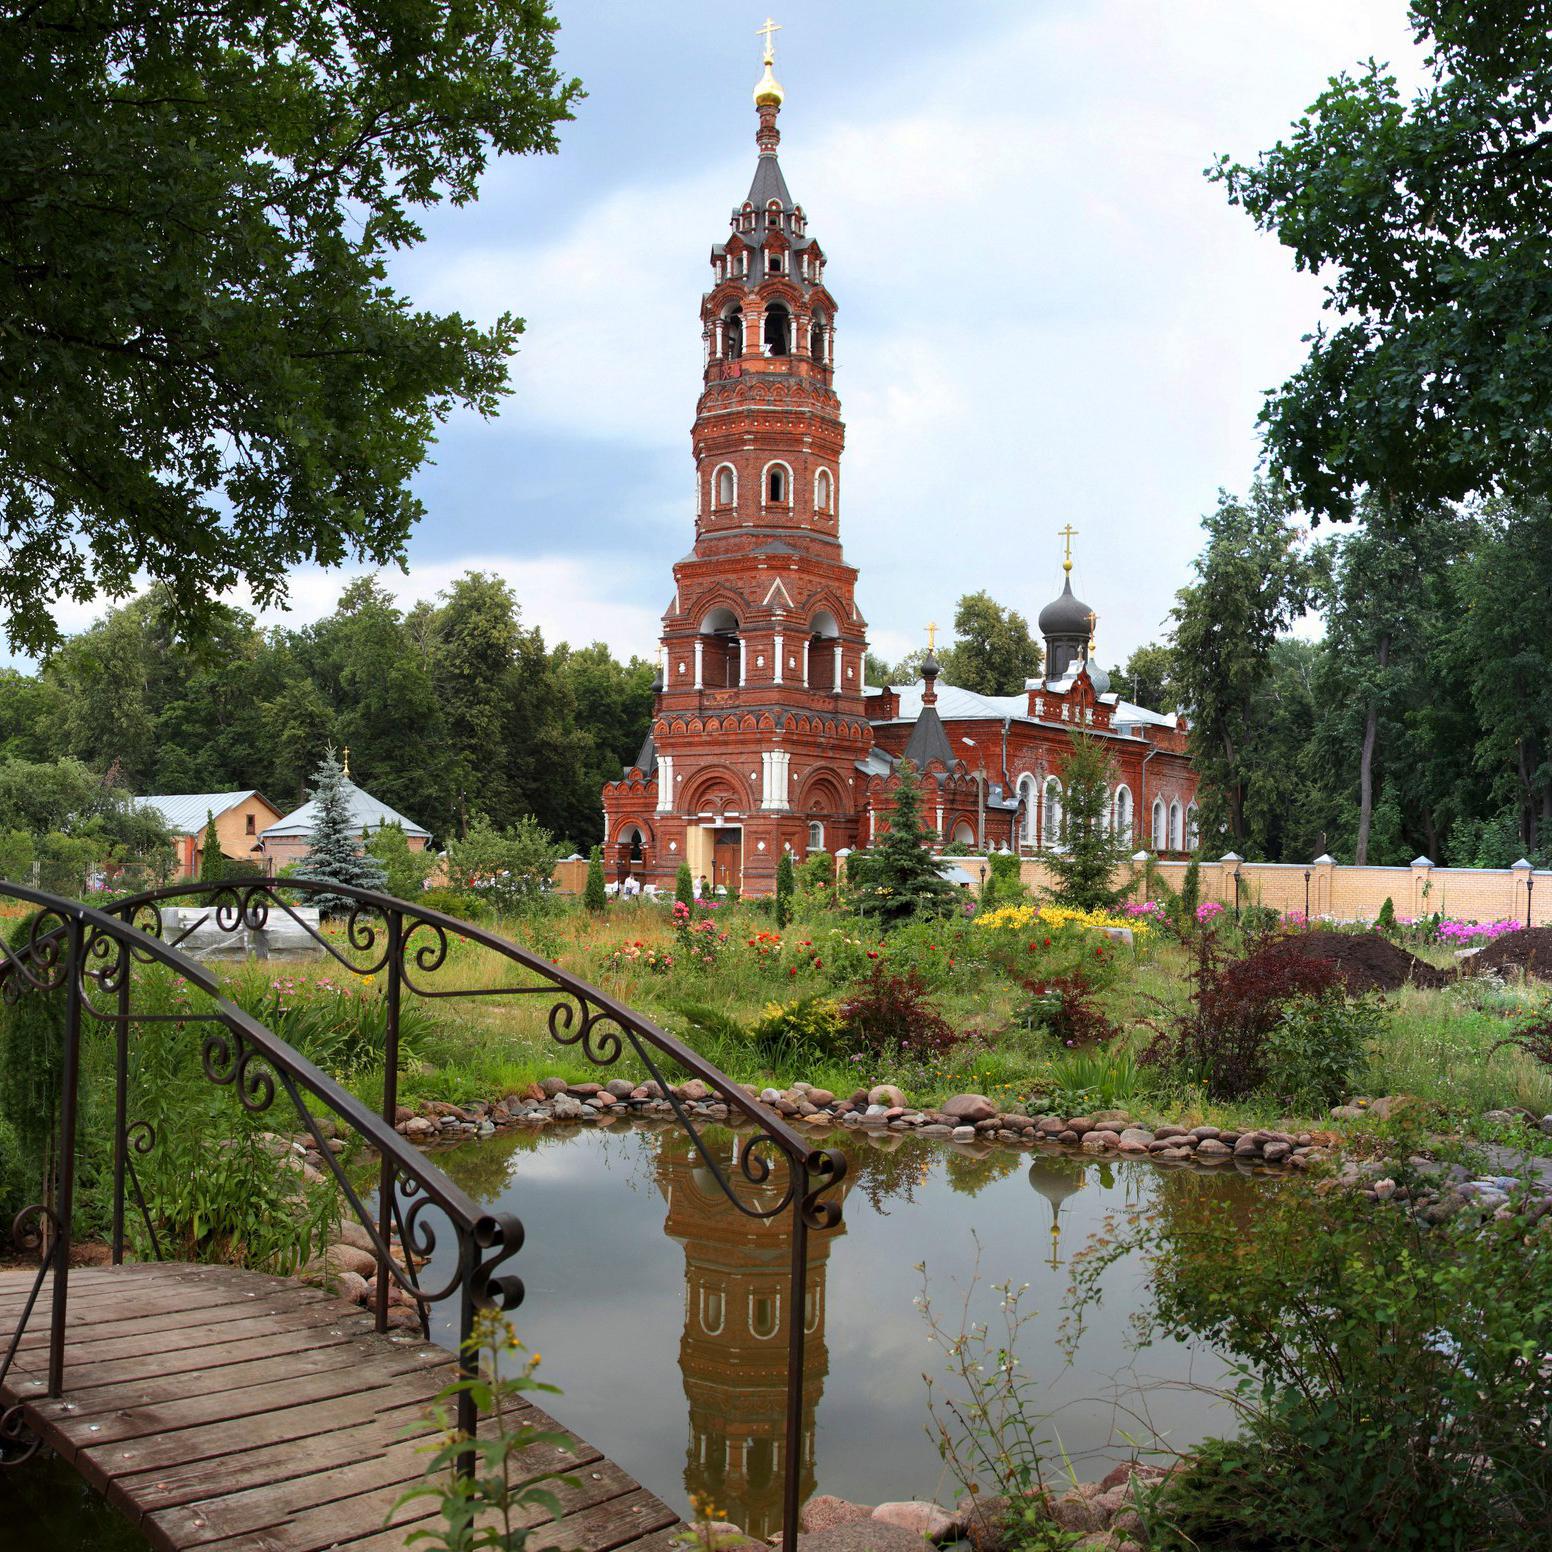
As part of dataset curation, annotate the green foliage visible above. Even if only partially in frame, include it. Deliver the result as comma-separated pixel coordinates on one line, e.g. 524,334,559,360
1171,855,1201,938
583,845,606,913
1263,993,1383,1111
1213,4,1552,525
0,922,62,1219
749,996,846,1062
1080,1185,1552,1551
1169,483,1315,847
980,851,1027,910
1377,895,1396,933
366,822,437,901
1041,734,1132,912
398,1310,577,1550
936,591,1043,695
298,749,386,915
774,850,795,929
1108,641,1177,712
0,4,580,656
198,810,224,881
446,815,561,915
847,761,959,924
1025,1044,1143,1116
676,861,695,910
418,888,491,924
796,849,835,899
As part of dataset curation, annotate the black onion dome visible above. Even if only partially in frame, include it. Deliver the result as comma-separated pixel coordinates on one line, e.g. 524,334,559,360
1038,574,1093,638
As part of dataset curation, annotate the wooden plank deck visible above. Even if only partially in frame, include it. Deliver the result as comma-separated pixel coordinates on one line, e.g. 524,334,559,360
0,1263,685,1552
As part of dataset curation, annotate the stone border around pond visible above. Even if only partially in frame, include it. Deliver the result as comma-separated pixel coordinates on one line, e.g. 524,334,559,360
382,1078,1339,1173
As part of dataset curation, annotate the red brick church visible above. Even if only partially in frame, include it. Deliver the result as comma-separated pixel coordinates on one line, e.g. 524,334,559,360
602,38,1197,896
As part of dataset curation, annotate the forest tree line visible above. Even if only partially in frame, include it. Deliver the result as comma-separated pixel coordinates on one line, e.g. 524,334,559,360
0,574,654,857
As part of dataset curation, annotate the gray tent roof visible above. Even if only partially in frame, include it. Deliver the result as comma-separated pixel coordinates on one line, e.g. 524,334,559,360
260,780,430,841
902,704,956,770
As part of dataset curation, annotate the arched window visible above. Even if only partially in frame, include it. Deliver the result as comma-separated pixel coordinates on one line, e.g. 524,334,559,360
722,309,743,359
815,468,832,513
701,606,742,688
951,820,976,848
1112,785,1133,844
763,302,790,357
714,465,735,508
809,311,827,362
1169,800,1183,851
1152,799,1166,851
1186,804,1200,850
767,249,783,274
699,1288,724,1336
768,465,786,503
1043,779,1063,849
1018,774,1039,848
750,1292,779,1340
803,1285,821,1333
807,820,824,850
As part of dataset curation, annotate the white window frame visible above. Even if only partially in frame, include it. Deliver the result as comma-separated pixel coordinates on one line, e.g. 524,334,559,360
713,463,737,509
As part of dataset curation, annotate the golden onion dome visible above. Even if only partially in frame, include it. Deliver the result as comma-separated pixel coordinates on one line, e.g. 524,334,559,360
753,59,784,106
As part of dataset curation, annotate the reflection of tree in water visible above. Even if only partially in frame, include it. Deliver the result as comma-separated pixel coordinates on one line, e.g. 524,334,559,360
652,1126,853,1543
942,1145,1024,1197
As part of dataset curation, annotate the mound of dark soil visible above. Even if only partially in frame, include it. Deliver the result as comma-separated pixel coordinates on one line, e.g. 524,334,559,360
1275,930,1450,994
1470,926,1552,981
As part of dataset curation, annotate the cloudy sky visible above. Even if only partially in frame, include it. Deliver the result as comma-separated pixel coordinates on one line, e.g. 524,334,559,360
24,0,1428,672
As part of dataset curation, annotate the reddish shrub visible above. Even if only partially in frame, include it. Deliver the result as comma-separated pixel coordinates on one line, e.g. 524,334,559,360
1141,934,1344,1100
840,965,959,1058
1018,970,1118,1049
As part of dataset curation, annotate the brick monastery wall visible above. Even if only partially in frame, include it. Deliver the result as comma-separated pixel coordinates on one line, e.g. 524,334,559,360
934,855,1552,927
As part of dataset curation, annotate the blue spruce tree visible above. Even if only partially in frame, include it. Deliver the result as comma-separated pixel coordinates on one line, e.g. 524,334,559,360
299,749,386,916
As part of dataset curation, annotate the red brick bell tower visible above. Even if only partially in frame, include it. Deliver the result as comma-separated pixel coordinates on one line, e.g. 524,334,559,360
603,31,874,896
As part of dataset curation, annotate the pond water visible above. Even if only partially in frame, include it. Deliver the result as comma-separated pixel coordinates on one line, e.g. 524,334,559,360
418,1125,1259,1540
5,1127,1269,1547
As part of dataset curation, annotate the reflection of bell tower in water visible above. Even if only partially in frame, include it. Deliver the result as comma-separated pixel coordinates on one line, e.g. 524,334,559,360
654,1129,851,1541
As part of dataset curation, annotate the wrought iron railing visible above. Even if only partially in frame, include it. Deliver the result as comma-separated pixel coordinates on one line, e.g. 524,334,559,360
0,878,845,1550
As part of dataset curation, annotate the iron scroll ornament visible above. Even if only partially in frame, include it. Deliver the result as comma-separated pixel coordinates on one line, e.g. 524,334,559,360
86,876,850,1240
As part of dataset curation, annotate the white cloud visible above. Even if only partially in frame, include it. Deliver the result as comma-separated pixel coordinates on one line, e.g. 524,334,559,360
394,0,1420,669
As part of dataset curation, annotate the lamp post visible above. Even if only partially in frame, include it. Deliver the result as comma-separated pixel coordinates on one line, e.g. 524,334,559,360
1303,869,1311,928
979,862,987,902
1528,874,1535,930
1233,871,1243,922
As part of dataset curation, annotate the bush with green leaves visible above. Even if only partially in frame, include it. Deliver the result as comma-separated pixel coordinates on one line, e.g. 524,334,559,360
979,849,1027,909
675,860,695,909
749,995,846,1063
796,849,835,897
1262,991,1383,1111
417,886,491,923
446,814,560,915
1072,1183,1552,1552
366,821,438,900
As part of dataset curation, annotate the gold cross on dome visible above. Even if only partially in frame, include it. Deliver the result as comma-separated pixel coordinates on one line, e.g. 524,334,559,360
926,621,939,652
757,16,782,63
1058,523,1078,573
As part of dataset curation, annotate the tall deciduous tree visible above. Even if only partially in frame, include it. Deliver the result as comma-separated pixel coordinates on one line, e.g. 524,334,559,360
1108,643,1178,712
0,3,580,653
937,592,1043,695
1169,484,1314,848
1214,3,1552,523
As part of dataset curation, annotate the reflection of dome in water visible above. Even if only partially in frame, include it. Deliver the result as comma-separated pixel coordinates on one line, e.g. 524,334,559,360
1028,1158,1086,1266
1028,1158,1085,1211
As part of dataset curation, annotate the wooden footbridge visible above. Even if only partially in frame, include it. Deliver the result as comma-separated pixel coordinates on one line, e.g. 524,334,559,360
0,881,847,1551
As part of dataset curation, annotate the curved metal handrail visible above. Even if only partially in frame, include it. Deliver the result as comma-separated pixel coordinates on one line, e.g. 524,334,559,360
92,876,847,1228
0,880,523,1458
0,875,845,1549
